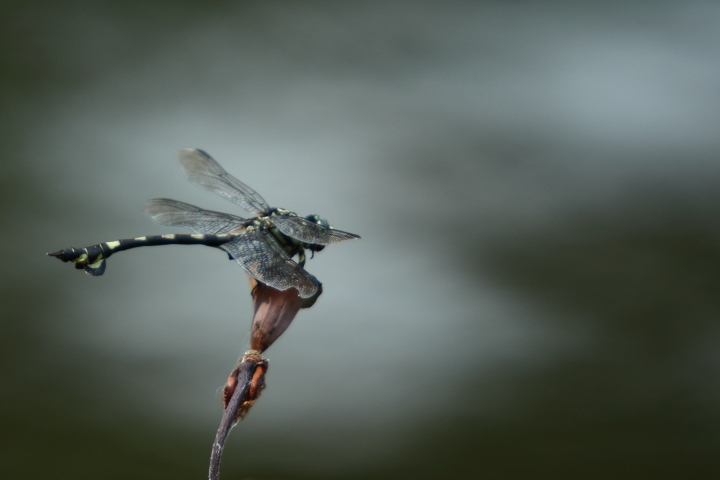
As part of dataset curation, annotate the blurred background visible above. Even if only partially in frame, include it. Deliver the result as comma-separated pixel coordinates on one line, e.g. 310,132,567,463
2,1,720,478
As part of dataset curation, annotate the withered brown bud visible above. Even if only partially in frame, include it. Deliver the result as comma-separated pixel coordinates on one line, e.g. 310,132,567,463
222,350,268,424
247,275,322,352
221,367,240,409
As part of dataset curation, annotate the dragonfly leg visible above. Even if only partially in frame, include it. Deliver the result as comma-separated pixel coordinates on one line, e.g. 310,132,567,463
297,247,306,268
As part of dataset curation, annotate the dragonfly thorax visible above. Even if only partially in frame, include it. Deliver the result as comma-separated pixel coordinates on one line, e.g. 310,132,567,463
260,215,325,267
262,210,330,254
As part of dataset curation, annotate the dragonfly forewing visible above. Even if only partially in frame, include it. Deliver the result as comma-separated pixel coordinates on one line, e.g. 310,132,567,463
271,215,361,245
144,198,248,235
176,149,271,214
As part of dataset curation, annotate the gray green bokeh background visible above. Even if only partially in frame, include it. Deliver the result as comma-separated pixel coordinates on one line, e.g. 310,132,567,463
2,1,720,478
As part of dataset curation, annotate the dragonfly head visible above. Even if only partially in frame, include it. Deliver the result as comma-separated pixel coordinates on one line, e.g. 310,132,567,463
302,214,329,253
305,214,330,229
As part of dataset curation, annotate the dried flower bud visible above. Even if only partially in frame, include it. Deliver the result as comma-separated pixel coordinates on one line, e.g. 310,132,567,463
222,350,268,424
247,276,322,352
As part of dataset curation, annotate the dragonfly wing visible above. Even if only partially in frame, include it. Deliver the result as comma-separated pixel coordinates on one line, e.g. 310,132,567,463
271,215,360,245
176,149,271,214
220,229,319,298
144,198,247,235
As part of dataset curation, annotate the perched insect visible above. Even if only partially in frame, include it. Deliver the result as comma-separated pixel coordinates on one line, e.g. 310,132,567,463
48,149,360,297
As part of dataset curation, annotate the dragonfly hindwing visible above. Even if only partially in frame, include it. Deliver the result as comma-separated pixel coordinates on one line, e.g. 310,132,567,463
144,198,247,235
220,229,319,298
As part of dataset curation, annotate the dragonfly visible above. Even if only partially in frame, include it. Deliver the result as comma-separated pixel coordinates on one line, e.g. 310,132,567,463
48,149,360,298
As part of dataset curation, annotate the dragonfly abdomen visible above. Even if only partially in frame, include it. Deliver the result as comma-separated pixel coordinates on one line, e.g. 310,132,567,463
48,233,240,276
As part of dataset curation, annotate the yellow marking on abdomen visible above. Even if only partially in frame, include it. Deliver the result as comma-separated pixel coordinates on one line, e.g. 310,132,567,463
162,234,176,240
191,234,204,240
88,257,104,268
73,253,89,264
106,241,121,250
136,236,147,241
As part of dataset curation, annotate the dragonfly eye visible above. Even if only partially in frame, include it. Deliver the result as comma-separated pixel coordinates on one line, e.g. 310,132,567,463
305,214,330,229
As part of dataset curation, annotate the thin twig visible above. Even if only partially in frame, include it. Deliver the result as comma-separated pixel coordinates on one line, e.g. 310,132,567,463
208,358,258,480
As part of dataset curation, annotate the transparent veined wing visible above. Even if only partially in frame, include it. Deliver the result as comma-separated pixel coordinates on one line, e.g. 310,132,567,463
176,149,271,214
220,229,319,298
144,198,247,235
271,215,360,245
